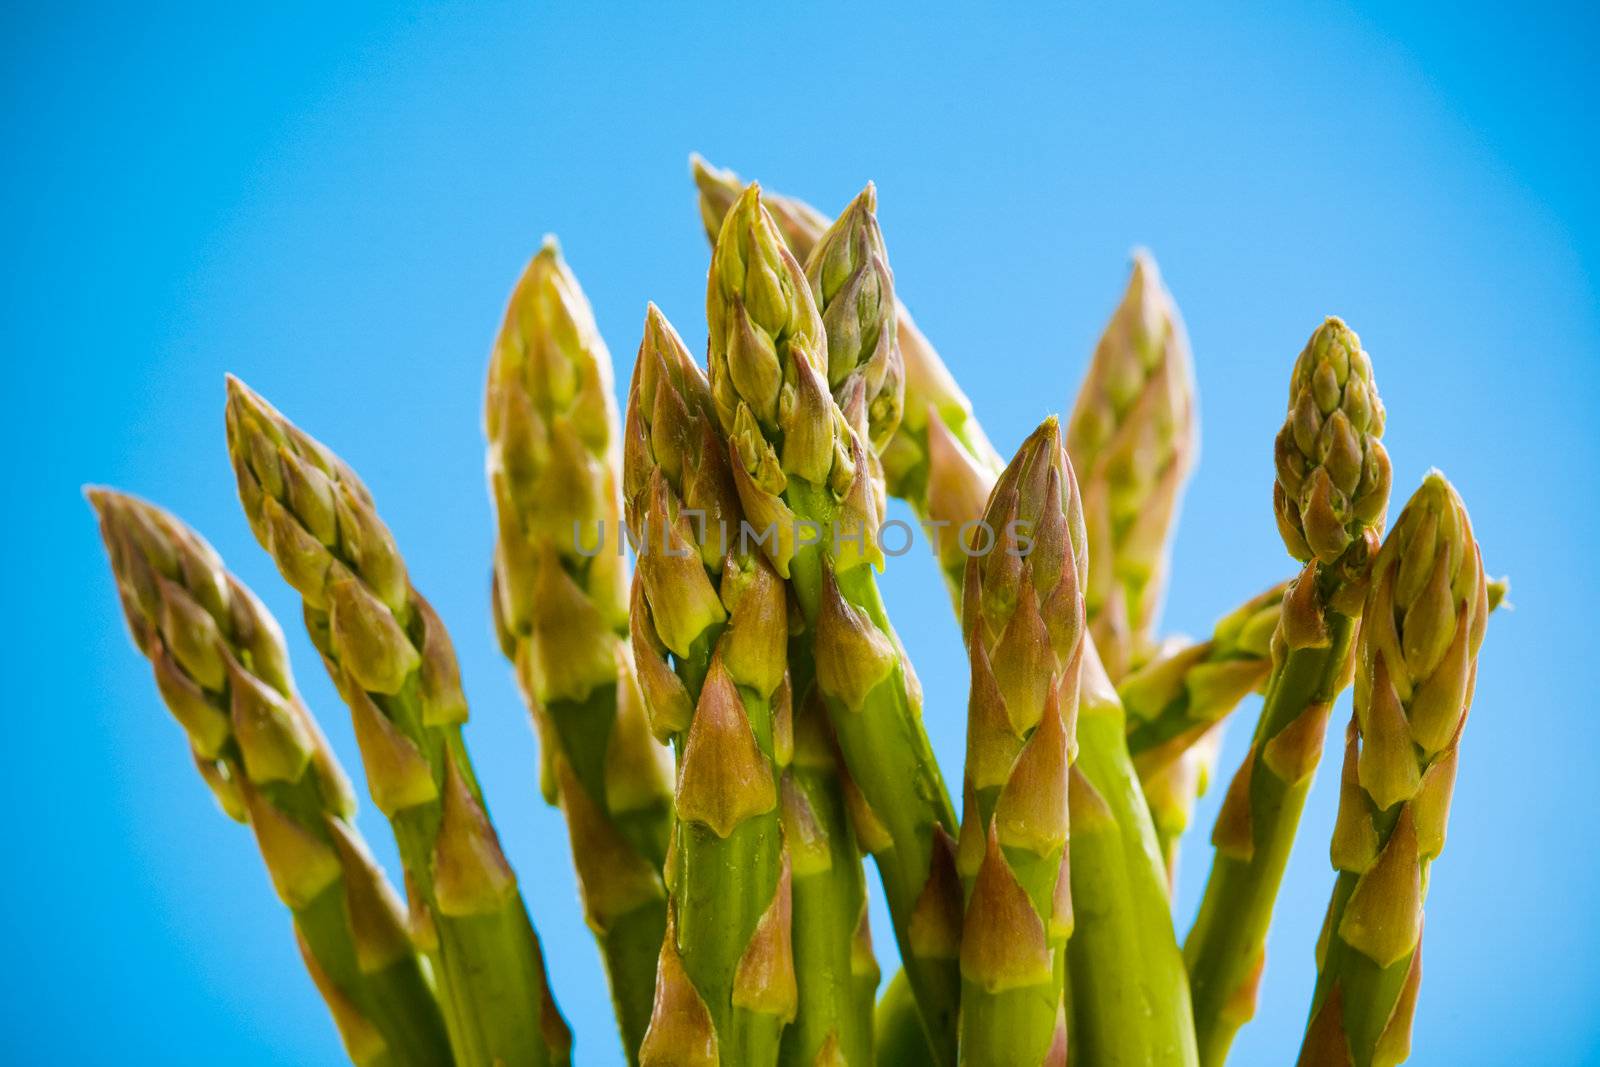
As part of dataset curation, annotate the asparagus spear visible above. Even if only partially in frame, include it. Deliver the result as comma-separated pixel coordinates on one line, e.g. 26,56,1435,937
693,166,1200,1062
689,155,1004,608
225,379,571,1067
88,489,452,1067
1297,473,1490,1067
1184,318,1392,1066
485,239,673,1062
954,417,1083,1066
706,184,962,1063
624,307,795,1067
1065,251,1197,682
786,184,891,1066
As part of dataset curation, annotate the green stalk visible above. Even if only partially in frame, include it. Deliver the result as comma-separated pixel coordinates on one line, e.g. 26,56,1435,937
782,678,878,1066
1184,318,1393,1065
226,380,570,1067
625,309,794,1066
89,489,451,1067
707,184,962,1064
1065,250,1197,682
1184,611,1355,1062
1297,474,1493,1066
486,238,673,1061
954,419,1082,1067
1068,644,1200,1067
873,972,928,1067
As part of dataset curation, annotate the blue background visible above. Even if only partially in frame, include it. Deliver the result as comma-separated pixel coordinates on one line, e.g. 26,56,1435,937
7,3,1596,1063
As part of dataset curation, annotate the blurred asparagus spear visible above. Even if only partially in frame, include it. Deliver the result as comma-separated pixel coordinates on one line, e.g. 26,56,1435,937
1065,251,1196,683
955,418,1083,1066
486,239,673,1062
226,379,571,1067
89,489,452,1067
1298,473,1492,1067
1184,319,1392,1066
624,307,795,1066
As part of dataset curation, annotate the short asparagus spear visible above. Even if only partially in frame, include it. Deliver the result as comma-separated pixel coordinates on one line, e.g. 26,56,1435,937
624,307,795,1067
689,155,1004,608
88,489,452,1067
226,379,571,1067
1065,251,1197,682
707,184,962,1064
486,239,673,1062
955,417,1084,1066
1297,473,1491,1067
1185,318,1393,1066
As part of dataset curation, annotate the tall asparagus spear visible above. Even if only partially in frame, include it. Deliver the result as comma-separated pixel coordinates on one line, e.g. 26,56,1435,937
88,489,452,1067
693,166,1198,1062
690,155,1004,608
485,238,673,1062
955,417,1083,1066
1065,251,1197,683
706,184,962,1063
1297,473,1490,1067
225,379,571,1067
624,307,795,1067
790,186,899,1067
1184,318,1393,1066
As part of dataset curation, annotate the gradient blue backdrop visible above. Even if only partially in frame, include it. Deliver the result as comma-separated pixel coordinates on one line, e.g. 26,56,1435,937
7,3,1596,1063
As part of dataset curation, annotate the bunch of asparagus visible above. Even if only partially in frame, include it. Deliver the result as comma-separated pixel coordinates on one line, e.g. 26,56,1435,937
90,157,1502,1067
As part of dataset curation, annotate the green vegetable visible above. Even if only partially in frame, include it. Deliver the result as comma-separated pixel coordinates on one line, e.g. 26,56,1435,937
1184,318,1392,1066
486,238,673,1062
1297,473,1491,1067
625,307,794,1067
226,379,571,1067
1065,251,1197,682
706,184,961,1065
954,417,1083,1066
89,489,452,1067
